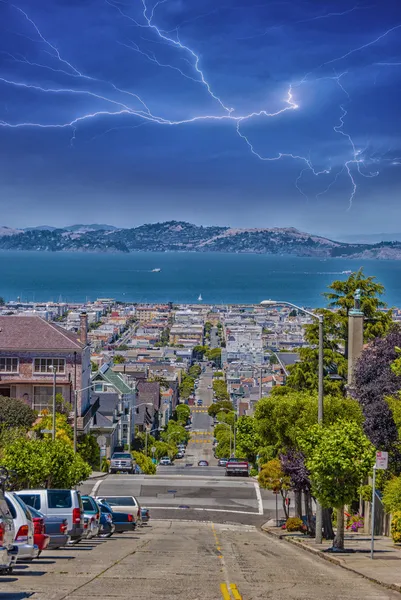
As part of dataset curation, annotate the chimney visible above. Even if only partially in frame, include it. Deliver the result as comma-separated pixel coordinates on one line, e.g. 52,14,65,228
80,312,88,345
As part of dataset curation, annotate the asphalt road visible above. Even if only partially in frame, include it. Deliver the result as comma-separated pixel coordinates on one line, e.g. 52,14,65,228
2,519,400,599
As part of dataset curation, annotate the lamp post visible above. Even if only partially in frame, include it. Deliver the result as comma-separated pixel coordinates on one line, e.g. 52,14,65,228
73,383,95,453
131,403,153,453
261,299,324,543
52,366,57,441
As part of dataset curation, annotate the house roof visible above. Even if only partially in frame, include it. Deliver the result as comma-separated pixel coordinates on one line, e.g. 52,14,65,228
94,366,133,395
0,316,84,351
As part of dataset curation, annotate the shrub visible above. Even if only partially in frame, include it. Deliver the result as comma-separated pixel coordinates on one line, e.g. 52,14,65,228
285,517,304,532
383,476,401,513
346,513,364,532
132,451,156,475
391,511,401,543
249,467,258,477
0,396,36,429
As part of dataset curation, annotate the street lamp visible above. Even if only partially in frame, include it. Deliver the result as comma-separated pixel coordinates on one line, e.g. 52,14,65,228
261,299,324,543
131,403,153,453
73,384,95,453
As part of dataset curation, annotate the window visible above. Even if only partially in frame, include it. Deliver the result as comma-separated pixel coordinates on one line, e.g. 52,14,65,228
0,357,18,373
47,490,72,509
33,358,65,374
18,494,41,510
33,386,62,413
102,496,136,507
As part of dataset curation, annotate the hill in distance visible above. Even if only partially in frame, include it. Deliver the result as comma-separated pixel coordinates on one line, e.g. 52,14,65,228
1,220,401,260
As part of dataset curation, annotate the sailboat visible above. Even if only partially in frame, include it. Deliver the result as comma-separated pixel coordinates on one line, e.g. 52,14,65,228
198,294,203,301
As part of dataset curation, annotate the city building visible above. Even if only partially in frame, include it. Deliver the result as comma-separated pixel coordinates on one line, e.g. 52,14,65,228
0,314,94,432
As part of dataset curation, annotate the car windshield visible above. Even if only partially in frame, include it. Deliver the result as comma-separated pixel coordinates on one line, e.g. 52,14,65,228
112,453,132,459
47,490,72,509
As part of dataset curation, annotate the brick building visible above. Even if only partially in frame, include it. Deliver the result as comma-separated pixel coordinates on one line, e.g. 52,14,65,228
0,314,93,431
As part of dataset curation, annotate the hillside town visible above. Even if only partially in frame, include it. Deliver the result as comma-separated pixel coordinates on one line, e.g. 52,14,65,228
0,298,313,459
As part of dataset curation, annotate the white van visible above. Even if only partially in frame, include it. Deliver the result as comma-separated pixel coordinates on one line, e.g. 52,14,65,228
15,490,84,543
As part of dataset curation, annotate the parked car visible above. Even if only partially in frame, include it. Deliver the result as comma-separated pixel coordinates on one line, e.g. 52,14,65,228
0,492,17,575
5,492,38,561
159,457,172,466
27,507,69,550
141,508,150,524
81,496,101,539
97,504,115,538
24,506,49,556
97,501,136,533
109,452,134,475
175,451,184,459
96,496,142,526
218,458,228,467
225,458,250,477
16,489,84,544
198,460,209,467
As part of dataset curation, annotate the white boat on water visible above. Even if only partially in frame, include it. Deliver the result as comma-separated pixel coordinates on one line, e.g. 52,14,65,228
152,268,161,272
342,270,352,275
198,294,203,301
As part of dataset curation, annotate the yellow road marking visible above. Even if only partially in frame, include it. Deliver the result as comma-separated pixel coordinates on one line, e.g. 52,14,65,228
230,584,242,600
220,584,231,600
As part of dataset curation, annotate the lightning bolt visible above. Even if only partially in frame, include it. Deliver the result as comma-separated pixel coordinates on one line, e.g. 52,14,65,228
0,0,398,212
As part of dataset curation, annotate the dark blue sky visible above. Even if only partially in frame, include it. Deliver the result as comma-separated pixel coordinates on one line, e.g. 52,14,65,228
0,0,401,237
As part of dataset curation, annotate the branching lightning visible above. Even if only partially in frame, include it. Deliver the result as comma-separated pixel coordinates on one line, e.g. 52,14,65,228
0,0,399,209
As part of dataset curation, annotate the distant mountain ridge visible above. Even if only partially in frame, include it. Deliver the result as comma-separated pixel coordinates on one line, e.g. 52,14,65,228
1,221,401,260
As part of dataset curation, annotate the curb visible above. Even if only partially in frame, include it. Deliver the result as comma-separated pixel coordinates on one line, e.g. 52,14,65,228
261,526,401,595
87,472,108,481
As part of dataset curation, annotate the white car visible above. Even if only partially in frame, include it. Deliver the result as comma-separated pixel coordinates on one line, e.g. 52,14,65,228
159,457,172,466
96,496,142,526
5,492,38,561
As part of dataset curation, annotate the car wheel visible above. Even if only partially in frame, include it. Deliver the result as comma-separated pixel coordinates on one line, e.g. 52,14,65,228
99,532,113,538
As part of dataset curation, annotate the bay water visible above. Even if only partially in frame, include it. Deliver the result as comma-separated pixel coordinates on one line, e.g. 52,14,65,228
0,251,400,307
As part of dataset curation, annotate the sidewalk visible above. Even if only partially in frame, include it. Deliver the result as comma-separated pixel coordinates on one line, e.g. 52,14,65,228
262,523,401,594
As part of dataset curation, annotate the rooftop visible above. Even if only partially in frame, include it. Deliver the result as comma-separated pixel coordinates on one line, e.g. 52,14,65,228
0,315,84,351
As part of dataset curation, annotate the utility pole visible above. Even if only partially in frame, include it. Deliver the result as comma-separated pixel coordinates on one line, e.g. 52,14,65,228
315,314,324,544
52,366,57,441
74,389,78,453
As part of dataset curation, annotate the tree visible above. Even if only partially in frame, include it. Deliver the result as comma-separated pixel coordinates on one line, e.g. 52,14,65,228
179,374,195,400
259,459,291,519
113,354,126,364
2,437,91,489
91,360,98,372
212,379,229,401
153,440,176,460
33,412,73,444
149,375,170,390
352,328,401,463
286,270,392,395
254,389,363,456
214,427,232,458
234,416,259,464
0,396,36,429
301,420,375,549
161,421,189,445
323,267,392,345
208,401,233,418
175,403,190,425
193,345,208,360
132,451,156,475
77,434,100,468
188,364,202,379
280,450,310,520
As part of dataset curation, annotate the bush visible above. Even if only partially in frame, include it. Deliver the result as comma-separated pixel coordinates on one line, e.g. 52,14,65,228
391,511,401,543
132,451,156,475
383,476,401,513
249,467,258,477
285,517,304,532
0,396,36,429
